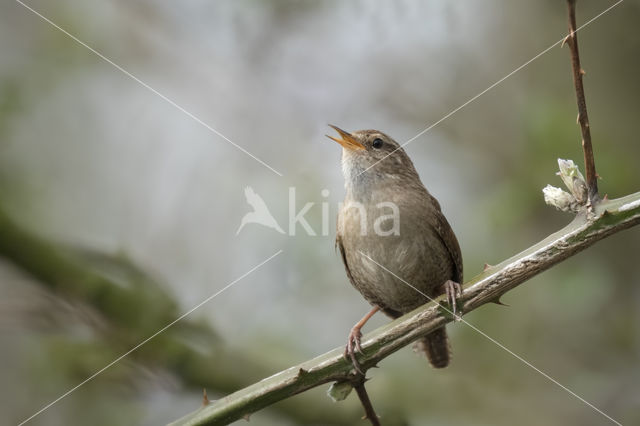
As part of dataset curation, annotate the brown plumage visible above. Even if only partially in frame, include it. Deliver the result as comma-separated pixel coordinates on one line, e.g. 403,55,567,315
328,126,463,370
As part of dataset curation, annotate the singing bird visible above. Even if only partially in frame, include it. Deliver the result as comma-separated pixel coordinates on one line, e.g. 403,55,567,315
328,125,463,371
236,186,285,235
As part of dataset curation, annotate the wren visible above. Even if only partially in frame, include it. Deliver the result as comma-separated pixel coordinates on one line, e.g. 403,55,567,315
328,125,463,371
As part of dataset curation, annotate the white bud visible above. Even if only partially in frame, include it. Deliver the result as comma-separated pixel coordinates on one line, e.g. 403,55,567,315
543,185,578,212
327,381,353,402
556,159,588,203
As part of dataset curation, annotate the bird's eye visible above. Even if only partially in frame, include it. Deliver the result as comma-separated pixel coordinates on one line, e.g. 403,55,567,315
372,138,384,149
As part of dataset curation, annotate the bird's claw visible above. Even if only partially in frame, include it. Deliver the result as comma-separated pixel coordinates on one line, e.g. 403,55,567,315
344,328,364,374
442,280,463,321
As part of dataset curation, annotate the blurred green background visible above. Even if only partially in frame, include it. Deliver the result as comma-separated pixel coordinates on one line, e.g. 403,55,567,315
1,1,639,425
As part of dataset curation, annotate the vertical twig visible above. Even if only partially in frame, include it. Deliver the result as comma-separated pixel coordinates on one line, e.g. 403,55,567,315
353,376,380,426
565,0,599,202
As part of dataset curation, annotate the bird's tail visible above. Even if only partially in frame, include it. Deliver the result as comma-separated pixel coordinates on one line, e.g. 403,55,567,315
416,327,450,368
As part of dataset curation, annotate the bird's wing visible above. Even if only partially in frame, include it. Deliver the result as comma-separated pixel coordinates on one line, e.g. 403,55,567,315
336,233,356,286
431,204,463,283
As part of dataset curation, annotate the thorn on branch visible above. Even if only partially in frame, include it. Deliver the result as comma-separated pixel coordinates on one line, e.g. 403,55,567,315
492,297,509,307
202,389,210,407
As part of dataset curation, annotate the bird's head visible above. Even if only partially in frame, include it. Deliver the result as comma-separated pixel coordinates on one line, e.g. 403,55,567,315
326,125,418,187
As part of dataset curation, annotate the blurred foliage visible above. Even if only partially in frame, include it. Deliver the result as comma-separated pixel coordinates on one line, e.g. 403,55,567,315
0,204,389,424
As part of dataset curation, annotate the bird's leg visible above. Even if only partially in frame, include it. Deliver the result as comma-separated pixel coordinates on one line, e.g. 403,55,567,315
345,306,380,373
440,280,463,320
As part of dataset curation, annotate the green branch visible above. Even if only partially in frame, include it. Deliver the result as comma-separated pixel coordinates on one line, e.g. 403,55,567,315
171,191,640,426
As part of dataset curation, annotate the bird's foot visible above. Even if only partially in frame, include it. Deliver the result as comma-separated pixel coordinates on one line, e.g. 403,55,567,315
441,280,463,321
343,306,380,374
344,326,364,374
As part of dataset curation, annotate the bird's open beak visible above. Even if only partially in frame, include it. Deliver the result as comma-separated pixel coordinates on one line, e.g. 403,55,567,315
326,125,365,151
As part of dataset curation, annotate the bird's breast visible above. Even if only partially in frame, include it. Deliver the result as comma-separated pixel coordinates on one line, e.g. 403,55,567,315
338,193,454,314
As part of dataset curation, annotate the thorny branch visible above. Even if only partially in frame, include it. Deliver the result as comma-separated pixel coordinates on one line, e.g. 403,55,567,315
353,375,381,426
171,192,640,426
565,0,599,202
